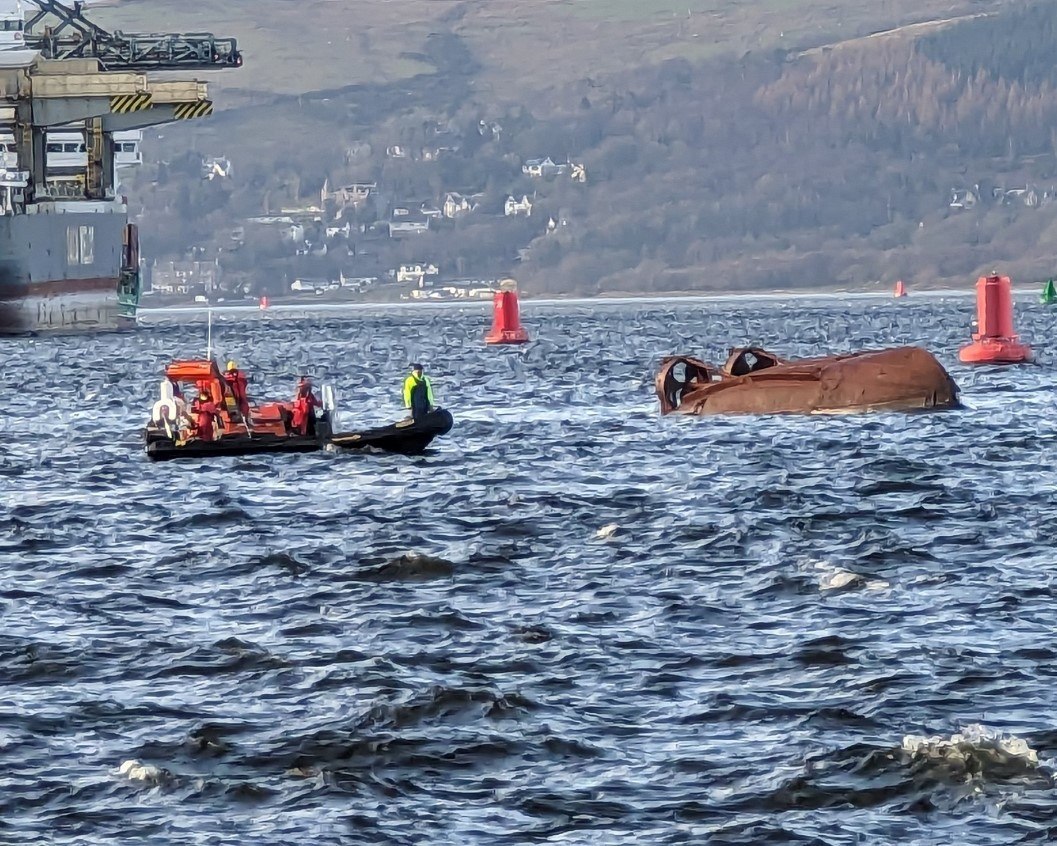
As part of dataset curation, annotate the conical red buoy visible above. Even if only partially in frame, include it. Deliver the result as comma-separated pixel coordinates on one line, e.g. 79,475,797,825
958,274,1032,364
894,280,907,298
259,294,270,310
485,282,529,344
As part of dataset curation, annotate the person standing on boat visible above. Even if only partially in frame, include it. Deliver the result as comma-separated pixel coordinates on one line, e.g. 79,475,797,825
403,363,435,421
224,360,251,422
189,389,221,442
291,376,322,436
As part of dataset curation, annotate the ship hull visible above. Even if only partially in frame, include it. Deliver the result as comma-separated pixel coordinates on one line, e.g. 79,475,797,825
1,280,131,332
0,202,133,334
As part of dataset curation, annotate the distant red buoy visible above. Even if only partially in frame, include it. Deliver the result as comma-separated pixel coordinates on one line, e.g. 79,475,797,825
958,274,1032,364
485,282,529,345
259,295,270,310
894,280,907,298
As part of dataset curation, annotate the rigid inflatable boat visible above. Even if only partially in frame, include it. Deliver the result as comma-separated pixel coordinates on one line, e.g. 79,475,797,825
143,358,333,461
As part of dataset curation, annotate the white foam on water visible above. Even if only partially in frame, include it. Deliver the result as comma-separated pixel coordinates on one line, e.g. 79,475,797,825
819,569,862,591
118,759,168,783
810,560,890,592
901,724,1039,767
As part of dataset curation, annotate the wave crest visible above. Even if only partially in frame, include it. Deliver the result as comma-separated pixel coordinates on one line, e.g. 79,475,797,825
901,724,1044,782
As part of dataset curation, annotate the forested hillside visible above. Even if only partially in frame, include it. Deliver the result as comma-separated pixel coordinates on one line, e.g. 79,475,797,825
109,0,1057,295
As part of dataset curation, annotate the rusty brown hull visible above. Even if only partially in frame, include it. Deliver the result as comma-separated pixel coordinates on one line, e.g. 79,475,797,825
656,346,959,416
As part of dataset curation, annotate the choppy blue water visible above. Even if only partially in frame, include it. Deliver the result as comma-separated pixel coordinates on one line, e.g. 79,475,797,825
1,297,1056,845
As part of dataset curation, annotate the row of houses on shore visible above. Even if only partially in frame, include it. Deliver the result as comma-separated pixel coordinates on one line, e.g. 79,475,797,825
950,182,1057,210
150,141,588,298
289,265,502,300
145,257,499,300
147,259,222,296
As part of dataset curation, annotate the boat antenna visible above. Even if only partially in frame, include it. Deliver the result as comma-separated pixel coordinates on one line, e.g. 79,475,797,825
206,308,213,361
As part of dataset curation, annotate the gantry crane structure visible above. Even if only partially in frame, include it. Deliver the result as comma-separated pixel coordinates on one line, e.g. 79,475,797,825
3,0,243,202
24,0,242,70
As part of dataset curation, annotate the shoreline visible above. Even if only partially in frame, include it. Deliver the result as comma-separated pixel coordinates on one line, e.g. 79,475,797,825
138,287,982,318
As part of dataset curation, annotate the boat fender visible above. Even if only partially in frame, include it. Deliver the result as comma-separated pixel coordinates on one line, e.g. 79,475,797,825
151,380,185,425
151,399,173,424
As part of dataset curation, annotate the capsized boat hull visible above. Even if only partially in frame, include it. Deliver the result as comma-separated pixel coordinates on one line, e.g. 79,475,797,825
657,346,959,416
330,408,453,455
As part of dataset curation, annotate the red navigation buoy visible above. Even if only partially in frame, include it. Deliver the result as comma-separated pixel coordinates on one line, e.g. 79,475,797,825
485,281,529,344
259,295,270,311
958,274,1032,364
894,280,907,298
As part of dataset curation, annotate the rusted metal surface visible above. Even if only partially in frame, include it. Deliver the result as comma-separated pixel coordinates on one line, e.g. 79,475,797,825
656,346,960,416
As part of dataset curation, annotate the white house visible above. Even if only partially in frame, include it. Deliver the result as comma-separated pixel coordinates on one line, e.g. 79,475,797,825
388,219,430,237
320,180,374,208
443,192,479,219
280,223,305,243
201,156,232,180
522,157,567,178
505,194,533,217
339,273,378,291
150,259,221,295
478,119,503,140
396,263,440,286
325,222,352,239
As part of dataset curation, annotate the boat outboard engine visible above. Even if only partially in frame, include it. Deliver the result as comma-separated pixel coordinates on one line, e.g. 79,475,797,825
321,384,337,436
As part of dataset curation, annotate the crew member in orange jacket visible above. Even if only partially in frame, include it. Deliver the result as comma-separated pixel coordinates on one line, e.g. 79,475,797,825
189,389,221,442
224,360,251,421
291,376,322,436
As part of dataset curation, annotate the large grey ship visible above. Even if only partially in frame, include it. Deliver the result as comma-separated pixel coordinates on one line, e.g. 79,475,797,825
0,0,240,334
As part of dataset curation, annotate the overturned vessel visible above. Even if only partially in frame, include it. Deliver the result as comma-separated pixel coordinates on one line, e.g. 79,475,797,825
657,346,959,416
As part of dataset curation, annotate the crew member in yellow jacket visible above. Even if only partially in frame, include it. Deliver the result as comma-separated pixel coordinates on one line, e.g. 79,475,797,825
403,363,435,421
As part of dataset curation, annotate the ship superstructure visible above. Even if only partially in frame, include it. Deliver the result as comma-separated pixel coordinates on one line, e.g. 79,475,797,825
0,0,240,333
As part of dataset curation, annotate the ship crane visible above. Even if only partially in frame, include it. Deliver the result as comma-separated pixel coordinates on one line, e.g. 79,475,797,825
23,0,242,70
0,0,243,333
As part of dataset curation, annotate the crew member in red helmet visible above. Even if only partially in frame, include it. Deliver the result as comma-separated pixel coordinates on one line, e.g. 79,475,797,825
189,389,221,442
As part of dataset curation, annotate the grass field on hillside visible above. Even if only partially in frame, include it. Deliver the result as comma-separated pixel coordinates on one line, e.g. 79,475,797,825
92,0,447,94
90,0,998,99
566,0,804,22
